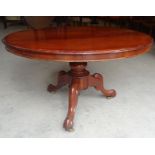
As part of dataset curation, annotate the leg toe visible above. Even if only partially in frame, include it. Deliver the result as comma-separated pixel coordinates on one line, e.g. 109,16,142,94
63,117,74,132
105,89,116,98
47,84,57,92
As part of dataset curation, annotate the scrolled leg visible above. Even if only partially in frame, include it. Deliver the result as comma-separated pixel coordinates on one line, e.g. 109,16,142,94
47,71,70,92
89,73,116,98
48,62,117,132
63,83,79,131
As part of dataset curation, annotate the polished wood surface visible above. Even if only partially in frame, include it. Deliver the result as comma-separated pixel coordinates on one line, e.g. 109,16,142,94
48,62,116,131
2,26,153,131
3,26,153,62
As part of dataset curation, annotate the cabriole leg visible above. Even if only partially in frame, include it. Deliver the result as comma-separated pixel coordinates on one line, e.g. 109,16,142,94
89,73,116,98
63,83,79,131
47,71,70,92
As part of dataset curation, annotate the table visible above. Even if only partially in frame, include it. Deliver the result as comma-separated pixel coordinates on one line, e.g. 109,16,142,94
3,26,153,131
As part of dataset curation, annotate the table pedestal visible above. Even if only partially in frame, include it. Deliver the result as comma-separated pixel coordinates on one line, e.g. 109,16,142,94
47,62,116,131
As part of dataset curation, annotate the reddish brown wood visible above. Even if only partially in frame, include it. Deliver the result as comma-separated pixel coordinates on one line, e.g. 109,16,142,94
2,26,153,131
47,70,71,92
3,26,153,62
49,62,116,131
89,73,116,97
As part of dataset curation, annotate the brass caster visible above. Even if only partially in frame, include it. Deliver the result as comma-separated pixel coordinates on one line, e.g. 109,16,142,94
65,127,75,132
106,96,114,99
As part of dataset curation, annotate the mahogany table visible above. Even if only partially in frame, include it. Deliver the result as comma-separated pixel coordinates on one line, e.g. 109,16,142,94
3,26,153,131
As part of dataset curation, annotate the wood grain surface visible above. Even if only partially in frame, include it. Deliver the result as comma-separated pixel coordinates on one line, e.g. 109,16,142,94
3,26,153,62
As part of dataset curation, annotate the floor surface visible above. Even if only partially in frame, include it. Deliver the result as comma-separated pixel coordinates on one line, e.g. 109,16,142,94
0,24,155,137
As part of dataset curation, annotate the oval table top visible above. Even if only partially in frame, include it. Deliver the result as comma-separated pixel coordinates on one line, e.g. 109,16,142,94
3,26,153,62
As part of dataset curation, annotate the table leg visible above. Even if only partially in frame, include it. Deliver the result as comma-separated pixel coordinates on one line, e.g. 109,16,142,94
63,82,79,131
47,62,116,131
89,73,116,98
47,70,71,92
